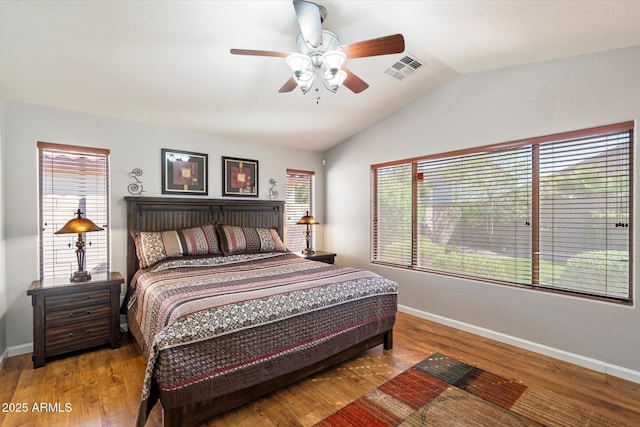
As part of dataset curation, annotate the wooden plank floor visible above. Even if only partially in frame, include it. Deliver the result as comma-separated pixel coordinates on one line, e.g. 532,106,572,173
1,311,638,426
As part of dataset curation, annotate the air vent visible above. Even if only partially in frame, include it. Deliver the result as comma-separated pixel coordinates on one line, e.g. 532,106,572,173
384,54,425,81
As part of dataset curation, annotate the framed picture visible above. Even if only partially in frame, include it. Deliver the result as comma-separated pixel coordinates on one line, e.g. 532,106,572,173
222,156,258,197
161,149,208,195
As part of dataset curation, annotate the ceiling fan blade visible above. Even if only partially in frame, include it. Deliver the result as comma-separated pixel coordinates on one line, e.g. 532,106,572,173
342,67,369,94
230,48,290,58
341,34,405,59
279,77,298,93
293,0,323,48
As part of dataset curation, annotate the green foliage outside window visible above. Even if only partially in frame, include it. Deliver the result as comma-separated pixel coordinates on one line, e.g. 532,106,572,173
294,183,310,204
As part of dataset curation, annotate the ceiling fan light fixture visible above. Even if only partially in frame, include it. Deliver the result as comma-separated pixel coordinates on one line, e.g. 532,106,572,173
321,50,346,77
323,69,346,92
286,53,313,77
286,53,315,93
298,73,315,93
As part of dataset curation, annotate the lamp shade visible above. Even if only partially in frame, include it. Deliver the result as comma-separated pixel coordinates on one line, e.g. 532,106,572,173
55,209,103,234
286,53,313,78
297,211,319,225
324,70,347,92
321,50,346,77
297,72,315,93
286,53,315,94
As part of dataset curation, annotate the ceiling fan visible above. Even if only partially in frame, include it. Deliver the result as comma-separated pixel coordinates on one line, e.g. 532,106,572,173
230,0,405,95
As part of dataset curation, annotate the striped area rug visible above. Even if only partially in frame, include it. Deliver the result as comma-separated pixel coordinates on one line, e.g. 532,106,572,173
315,353,630,426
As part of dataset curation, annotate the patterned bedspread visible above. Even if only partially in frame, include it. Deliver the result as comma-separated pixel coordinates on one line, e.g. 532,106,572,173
129,252,398,421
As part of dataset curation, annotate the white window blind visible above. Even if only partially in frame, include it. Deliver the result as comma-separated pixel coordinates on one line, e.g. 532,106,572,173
285,169,315,252
38,142,110,280
536,132,631,299
416,147,532,284
372,163,413,267
372,122,633,302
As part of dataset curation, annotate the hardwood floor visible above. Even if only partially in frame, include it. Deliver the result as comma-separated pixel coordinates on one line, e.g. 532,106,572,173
1,312,638,426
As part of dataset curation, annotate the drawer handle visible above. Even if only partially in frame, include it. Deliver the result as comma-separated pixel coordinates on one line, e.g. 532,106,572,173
69,296,91,302
69,330,91,337
69,311,91,318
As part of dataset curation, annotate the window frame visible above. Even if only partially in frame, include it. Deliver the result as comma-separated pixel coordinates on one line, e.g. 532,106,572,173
285,169,316,253
38,141,111,281
371,122,634,304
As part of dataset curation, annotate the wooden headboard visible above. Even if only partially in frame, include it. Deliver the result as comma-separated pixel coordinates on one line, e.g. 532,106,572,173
125,197,285,284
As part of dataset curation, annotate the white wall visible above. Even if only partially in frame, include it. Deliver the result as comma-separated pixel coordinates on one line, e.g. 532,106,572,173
2,101,324,351
0,100,7,363
325,46,640,378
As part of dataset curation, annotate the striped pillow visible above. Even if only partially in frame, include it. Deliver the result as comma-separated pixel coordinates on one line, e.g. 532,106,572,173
177,224,221,256
218,225,287,255
133,223,221,268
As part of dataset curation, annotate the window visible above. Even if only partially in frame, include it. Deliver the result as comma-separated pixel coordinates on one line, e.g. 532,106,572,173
372,122,633,302
285,169,315,252
372,163,413,266
38,142,110,280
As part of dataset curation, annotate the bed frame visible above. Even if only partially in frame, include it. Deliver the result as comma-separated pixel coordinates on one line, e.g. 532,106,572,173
125,196,286,284
125,196,393,427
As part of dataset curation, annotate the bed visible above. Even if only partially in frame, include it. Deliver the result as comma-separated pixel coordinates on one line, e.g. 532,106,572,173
124,196,398,427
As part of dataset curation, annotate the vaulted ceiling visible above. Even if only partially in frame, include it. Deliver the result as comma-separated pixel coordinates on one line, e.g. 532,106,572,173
1,1,640,151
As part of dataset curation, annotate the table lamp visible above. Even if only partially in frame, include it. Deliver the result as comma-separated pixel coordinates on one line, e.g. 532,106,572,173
296,210,318,255
55,209,104,281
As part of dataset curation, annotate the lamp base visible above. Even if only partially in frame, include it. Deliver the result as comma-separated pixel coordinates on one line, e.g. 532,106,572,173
301,248,315,256
70,270,92,282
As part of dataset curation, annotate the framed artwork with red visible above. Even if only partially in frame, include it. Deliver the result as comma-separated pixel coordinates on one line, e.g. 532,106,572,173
222,156,258,197
161,149,208,195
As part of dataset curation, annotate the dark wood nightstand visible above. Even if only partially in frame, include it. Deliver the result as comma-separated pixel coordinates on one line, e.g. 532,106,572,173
297,250,337,264
27,272,124,368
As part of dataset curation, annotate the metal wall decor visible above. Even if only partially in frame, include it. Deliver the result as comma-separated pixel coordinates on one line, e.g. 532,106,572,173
268,178,279,199
127,168,146,196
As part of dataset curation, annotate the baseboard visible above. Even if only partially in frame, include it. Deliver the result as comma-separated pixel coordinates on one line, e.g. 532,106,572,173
398,305,640,385
0,347,8,369
5,322,129,362
7,342,32,358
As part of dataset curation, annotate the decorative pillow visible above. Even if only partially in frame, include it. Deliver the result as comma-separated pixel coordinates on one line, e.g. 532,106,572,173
134,230,183,269
176,224,221,256
218,224,287,255
133,223,221,268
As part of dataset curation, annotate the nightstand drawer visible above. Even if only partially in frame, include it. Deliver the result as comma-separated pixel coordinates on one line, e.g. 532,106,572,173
46,304,111,327
45,317,111,356
45,288,110,311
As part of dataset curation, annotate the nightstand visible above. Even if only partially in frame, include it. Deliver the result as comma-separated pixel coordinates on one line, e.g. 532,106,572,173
297,250,337,264
27,272,124,368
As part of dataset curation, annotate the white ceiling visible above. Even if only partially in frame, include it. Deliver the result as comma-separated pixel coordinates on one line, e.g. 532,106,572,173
1,1,640,151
